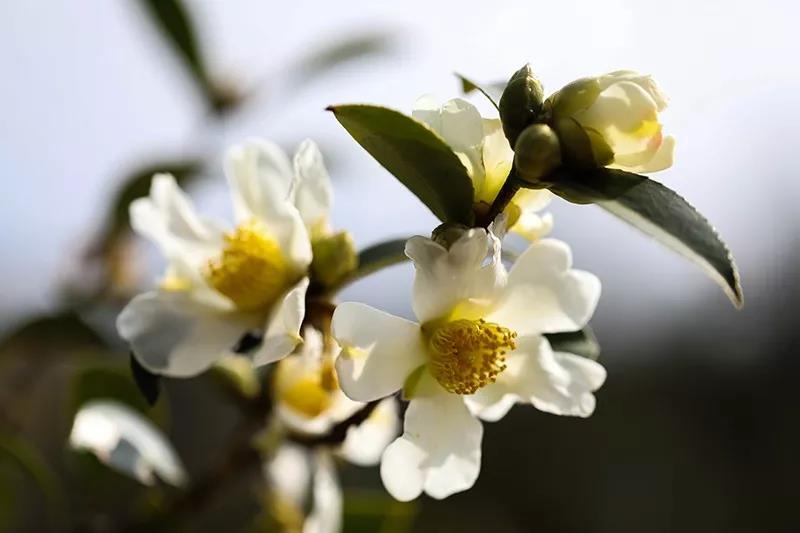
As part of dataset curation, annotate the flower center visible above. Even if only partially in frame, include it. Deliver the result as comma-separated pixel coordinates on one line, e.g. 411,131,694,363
205,221,289,312
277,359,339,419
427,318,517,395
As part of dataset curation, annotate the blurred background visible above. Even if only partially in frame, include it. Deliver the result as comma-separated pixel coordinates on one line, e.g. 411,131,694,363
1,0,798,531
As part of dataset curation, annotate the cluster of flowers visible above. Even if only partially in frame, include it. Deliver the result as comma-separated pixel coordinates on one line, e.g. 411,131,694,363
70,69,676,529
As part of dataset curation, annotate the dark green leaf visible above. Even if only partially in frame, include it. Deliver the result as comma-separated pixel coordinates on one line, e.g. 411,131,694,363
455,73,504,110
544,168,743,308
138,0,236,113
0,435,65,528
130,353,161,406
545,327,600,360
328,105,475,224
72,364,152,418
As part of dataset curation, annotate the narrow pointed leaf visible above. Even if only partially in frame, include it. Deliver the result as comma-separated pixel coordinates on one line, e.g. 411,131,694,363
455,73,504,110
544,168,743,308
328,105,475,225
545,327,600,360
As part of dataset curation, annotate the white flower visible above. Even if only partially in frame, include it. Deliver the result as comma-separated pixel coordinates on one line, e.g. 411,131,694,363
553,70,676,173
69,400,187,487
267,329,398,533
117,139,334,377
273,327,399,463
267,446,341,533
412,96,554,240
332,227,605,501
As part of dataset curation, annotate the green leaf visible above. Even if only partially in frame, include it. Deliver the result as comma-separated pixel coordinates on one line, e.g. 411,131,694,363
72,364,153,419
545,327,600,360
328,105,475,225
138,0,236,113
130,353,161,406
0,435,65,529
544,168,743,308
290,32,396,86
455,73,504,110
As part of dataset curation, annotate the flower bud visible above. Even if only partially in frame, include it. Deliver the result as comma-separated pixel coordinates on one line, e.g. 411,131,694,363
513,124,562,183
431,222,471,250
310,231,358,287
499,64,544,147
547,71,675,173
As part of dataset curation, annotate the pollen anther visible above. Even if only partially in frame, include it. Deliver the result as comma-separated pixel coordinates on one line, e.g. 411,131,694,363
205,221,289,311
428,318,517,395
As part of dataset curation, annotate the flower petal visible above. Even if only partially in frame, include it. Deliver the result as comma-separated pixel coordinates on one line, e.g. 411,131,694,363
129,173,224,273
527,341,607,417
252,277,309,367
267,443,311,507
406,229,505,323
117,290,247,377
332,303,425,402
381,383,482,501
293,139,333,237
488,239,600,335
338,398,399,466
613,135,676,174
225,139,312,271
465,335,546,421
304,451,342,533
70,400,187,487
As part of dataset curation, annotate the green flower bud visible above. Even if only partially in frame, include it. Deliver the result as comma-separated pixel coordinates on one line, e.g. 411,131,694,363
513,124,562,183
499,63,545,147
431,222,471,250
551,116,614,170
310,231,358,287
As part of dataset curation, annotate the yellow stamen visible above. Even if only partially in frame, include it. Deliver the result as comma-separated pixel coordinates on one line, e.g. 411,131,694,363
427,318,516,395
205,221,289,311
276,358,339,419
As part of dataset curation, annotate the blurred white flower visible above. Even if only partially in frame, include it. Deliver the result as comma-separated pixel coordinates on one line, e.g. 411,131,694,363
273,327,399,461
332,227,605,501
267,446,341,533
553,70,675,173
413,96,553,240
268,329,398,532
69,400,187,487
117,139,334,377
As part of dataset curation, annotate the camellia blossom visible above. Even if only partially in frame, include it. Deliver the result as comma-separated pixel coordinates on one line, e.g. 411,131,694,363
552,70,675,173
413,96,554,241
117,139,333,377
332,224,606,501
267,327,398,532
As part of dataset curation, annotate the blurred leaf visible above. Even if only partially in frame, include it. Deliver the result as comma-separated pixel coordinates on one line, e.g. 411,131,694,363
328,105,475,224
290,32,396,86
0,434,65,529
130,353,161,406
545,327,600,360
0,311,105,359
88,159,202,259
137,0,237,113
543,168,743,308
72,364,154,419
455,73,504,110
343,489,416,533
